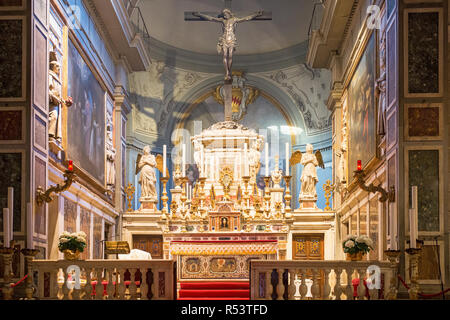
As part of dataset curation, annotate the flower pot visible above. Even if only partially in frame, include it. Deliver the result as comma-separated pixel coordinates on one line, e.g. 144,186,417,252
346,251,365,261
63,249,81,260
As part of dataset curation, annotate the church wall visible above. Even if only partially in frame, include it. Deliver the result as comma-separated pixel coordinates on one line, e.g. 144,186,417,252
321,0,449,290
0,0,133,268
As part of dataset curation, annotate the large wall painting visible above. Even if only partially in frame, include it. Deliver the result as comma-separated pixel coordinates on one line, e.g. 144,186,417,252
67,39,105,184
348,34,376,178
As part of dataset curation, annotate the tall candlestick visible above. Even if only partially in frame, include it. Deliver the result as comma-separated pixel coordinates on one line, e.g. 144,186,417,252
8,187,13,240
3,208,10,247
265,143,269,177
182,144,186,177
234,155,238,181
215,155,219,180
285,143,290,176
26,203,33,249
239,152,242,177
163,145,167,178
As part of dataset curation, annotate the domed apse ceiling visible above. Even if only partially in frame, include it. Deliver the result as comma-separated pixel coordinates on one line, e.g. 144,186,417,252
139,0,318,56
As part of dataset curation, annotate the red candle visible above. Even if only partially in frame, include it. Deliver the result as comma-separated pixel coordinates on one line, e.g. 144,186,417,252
357,160,362,171
68,160,73,172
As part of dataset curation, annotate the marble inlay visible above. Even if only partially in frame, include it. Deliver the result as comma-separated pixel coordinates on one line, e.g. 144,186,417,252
63,197,77,233
93,215,102,259
407,12,439,94
408,107,439,137
408,150,439,232
0,19,23,99
0,110,22,140
0,153,21,232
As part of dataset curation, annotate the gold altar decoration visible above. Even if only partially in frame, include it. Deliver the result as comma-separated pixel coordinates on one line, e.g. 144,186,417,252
219,166,233,201
170,242,277,256
104,241,130,255
322,179,335,211
125,183,135,212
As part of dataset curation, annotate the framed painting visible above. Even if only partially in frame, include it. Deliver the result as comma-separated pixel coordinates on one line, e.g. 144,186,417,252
66,38,106,185
348,33,376,179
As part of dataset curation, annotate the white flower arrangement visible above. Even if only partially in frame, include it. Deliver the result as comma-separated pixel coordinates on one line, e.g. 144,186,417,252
342,234,373,255
58,231,87,253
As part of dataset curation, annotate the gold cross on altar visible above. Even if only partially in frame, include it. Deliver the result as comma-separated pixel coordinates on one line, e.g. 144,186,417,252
125,183,135,212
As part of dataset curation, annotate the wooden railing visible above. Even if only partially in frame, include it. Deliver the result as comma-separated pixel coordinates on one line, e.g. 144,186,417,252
250,260,397,300
32,259,176,300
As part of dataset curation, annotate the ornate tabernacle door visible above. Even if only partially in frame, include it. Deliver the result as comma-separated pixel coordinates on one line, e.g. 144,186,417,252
209,201,242,232
293,234,325,298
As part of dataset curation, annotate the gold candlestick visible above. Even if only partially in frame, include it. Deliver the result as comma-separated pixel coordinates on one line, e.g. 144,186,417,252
21,248,40,299
264,177,271,219
322,179,335,211
198,177,207,219
384,249,401,300
406,248,422,300
160,177,169,220
0,243,16,300
283,175,292,218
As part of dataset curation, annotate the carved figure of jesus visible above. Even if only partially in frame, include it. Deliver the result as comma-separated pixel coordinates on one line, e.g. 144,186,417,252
193,9,263,81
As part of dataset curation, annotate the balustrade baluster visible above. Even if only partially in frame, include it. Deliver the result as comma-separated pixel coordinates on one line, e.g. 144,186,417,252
299,270,308,300
311,269,320,299
288,269,296,300
322,269,331,300
84,268,92,300
37,270,44,299
106,268,115,300
345,268,353,300
265,270,272,300
334,268,342,300
276,269,284,300
357,268,366,300
118,268,126,299
49,269,58,299
152,268,159,300
140,267,148,300
62,270,70,300
129,268,138,300
95,268,104,300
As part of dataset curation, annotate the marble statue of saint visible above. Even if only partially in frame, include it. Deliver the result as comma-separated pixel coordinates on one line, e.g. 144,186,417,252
48,51,72,141
290,144,325,198
136,146,157,199
105,113,116,188
192,9,263,81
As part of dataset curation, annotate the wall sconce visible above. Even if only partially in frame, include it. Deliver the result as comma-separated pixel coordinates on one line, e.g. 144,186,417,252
36,160,76,206
354,160,395,203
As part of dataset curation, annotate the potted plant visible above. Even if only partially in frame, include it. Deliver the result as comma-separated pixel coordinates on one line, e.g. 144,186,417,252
342,235,373,261
58,231,87,260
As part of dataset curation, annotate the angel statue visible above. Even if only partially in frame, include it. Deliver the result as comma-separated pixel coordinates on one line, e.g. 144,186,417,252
136,146,157,199
290,144,325,198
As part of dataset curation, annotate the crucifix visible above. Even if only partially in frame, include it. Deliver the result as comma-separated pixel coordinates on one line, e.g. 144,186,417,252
185,1,271,121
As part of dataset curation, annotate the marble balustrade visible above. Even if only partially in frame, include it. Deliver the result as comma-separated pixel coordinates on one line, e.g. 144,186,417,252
32,259,176,300
250,260,396,300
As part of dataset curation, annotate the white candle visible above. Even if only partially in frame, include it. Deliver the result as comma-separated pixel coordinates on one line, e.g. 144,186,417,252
8,187,13,240
409,208,416,249
285,143,290,176
182,144,186,177
239,152,242,177
389,202,397,250
200,145,204,177
244,143,249,176
163,145,167,178
27,203,33,249
210,155,214,180
411,186,419,249
265,143,269,177
3,208,10,247
234,155,238,181
215,155,219,180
